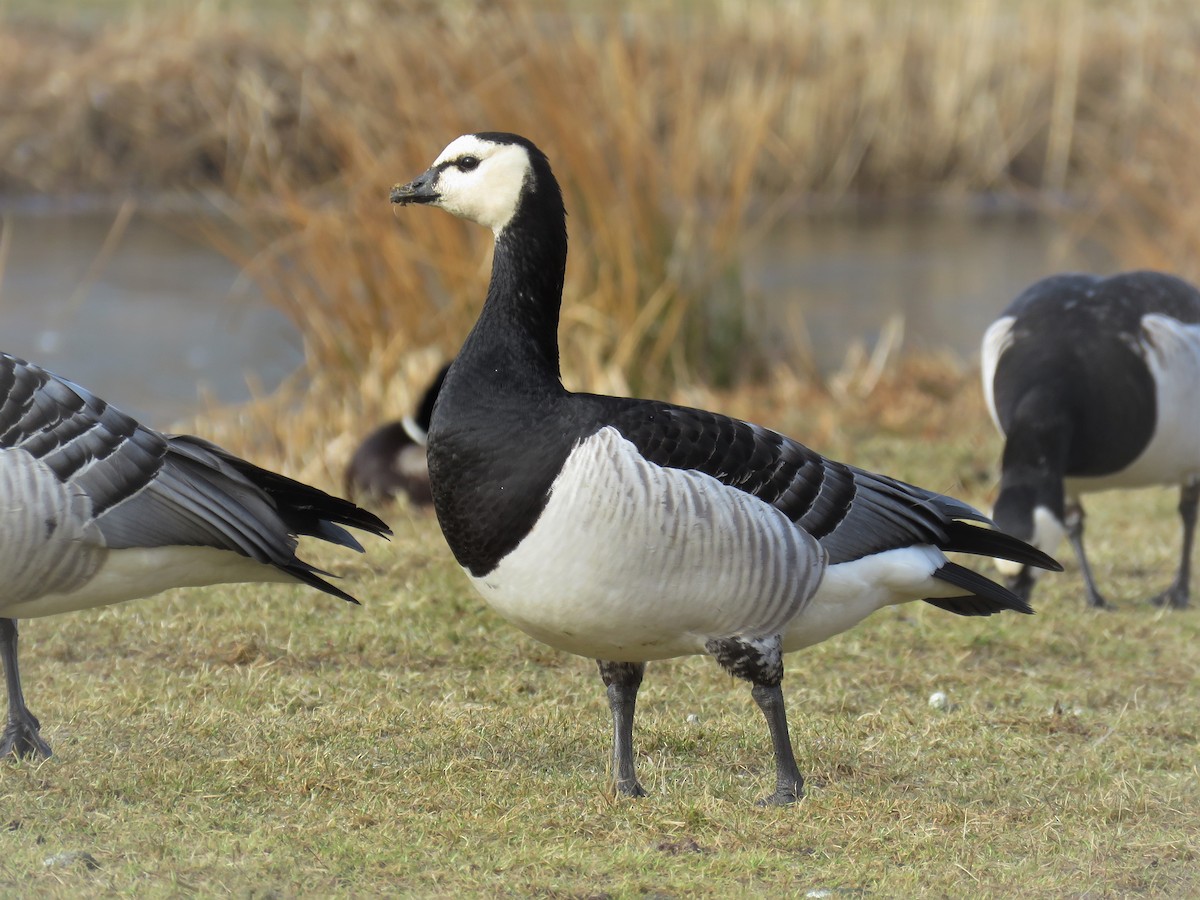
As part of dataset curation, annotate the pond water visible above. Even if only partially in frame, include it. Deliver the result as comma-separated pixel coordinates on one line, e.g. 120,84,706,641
0,208,304,426
742,201,1112,373
0,201,1112,428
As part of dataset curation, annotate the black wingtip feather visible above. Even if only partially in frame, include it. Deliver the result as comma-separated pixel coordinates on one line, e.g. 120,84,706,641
941,519,1062,572
927,562,1034,616
312,520,368,553
167,434,392,544
204,442,392,542
285,563,363,605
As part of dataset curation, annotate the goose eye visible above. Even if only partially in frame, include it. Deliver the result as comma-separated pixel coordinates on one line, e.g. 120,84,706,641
457,156,480,171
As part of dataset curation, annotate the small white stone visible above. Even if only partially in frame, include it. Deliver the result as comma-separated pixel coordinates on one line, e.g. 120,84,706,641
43,851,99,870
928,691,949,710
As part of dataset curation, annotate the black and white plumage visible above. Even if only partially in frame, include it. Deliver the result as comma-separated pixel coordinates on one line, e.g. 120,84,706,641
391,133,1058,804
0,352,391,758
982,270,1200,609
344,363,449,506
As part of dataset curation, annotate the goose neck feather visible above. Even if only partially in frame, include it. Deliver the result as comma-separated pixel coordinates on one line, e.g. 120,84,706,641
461,158,568,390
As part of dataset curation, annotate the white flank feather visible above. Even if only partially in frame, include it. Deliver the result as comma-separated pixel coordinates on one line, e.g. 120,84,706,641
980,315,1016,430
785,545,956,651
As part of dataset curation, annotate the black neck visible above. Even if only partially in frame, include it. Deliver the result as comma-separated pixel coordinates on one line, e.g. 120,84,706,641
994,390,1072,530
456,173,568,392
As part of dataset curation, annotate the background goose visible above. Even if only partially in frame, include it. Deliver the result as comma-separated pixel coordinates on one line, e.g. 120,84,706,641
982,270,1200,609
0,352,390,759
391,132,1058,805
344,362,449,506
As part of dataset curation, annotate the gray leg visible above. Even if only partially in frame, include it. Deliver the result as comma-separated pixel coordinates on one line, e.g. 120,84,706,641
597,660,647,798
749,681,804,805
1151,480,1199,610
1,618,52,759
706,634,803,805
1066,500,1110,609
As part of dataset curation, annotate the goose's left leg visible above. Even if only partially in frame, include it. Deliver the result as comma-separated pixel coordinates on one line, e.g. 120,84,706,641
1,618,52,759
1151,479,1199,609
597,660,648,798
706,634,803,806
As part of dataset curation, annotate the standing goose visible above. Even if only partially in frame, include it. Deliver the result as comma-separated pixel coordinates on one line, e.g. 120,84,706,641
982,270,1200,609
391,132,1059,805
0,352,390,758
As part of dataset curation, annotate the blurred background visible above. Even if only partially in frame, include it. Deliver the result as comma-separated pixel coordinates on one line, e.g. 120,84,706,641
0,0,1192,481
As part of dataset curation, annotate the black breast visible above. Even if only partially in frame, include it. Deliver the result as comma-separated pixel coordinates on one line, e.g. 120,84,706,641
427,381,595,577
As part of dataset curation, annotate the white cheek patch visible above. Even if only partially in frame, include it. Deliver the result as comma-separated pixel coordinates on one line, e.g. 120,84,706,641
1031,505,1067,555
993,557,1024,577
431,136,531,234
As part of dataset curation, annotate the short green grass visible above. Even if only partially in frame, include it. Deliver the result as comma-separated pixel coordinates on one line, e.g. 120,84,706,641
1,428,1197,897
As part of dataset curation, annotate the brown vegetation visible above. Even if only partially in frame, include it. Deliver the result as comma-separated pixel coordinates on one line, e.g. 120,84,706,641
3,0,1200,467
0,8,1197,897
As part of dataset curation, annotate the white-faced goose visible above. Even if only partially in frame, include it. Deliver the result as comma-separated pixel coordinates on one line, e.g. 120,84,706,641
983,270,1200,609
344,362,449,506
0,353,390,758
391,132,1058,805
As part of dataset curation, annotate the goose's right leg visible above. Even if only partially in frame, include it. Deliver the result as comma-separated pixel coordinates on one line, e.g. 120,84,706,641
1,618,52,759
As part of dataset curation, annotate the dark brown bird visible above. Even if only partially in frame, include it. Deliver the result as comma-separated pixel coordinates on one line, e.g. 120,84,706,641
344,364,448,506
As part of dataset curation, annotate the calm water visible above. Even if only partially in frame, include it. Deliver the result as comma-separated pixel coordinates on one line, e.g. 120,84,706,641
0,203,1110,426
742,202,1111,372
0,209,303,426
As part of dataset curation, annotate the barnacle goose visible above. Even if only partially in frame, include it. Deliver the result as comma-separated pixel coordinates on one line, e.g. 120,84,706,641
983,270,1200,609
0,353,390,759
344,362,449,506
391,132,1058,805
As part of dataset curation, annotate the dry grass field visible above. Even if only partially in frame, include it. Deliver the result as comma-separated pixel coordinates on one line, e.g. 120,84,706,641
1,1,1199,896
0,379,1196,897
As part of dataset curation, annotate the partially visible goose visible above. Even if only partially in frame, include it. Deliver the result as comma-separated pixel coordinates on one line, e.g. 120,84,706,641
391,132,1059,805
0,352,390,758
344,362,449,506
982,270,1200,609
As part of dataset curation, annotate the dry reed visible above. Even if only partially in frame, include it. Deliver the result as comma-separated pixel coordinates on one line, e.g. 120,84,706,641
4,0,1200,466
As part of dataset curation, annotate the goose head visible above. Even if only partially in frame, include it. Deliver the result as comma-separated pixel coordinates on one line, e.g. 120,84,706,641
390,132,542,236
990,476,1066,599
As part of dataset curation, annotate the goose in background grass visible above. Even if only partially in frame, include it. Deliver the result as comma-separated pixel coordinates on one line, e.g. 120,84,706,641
982,269,1200,609
0,352,391,759
390,132,1060,805
344,362,449,507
